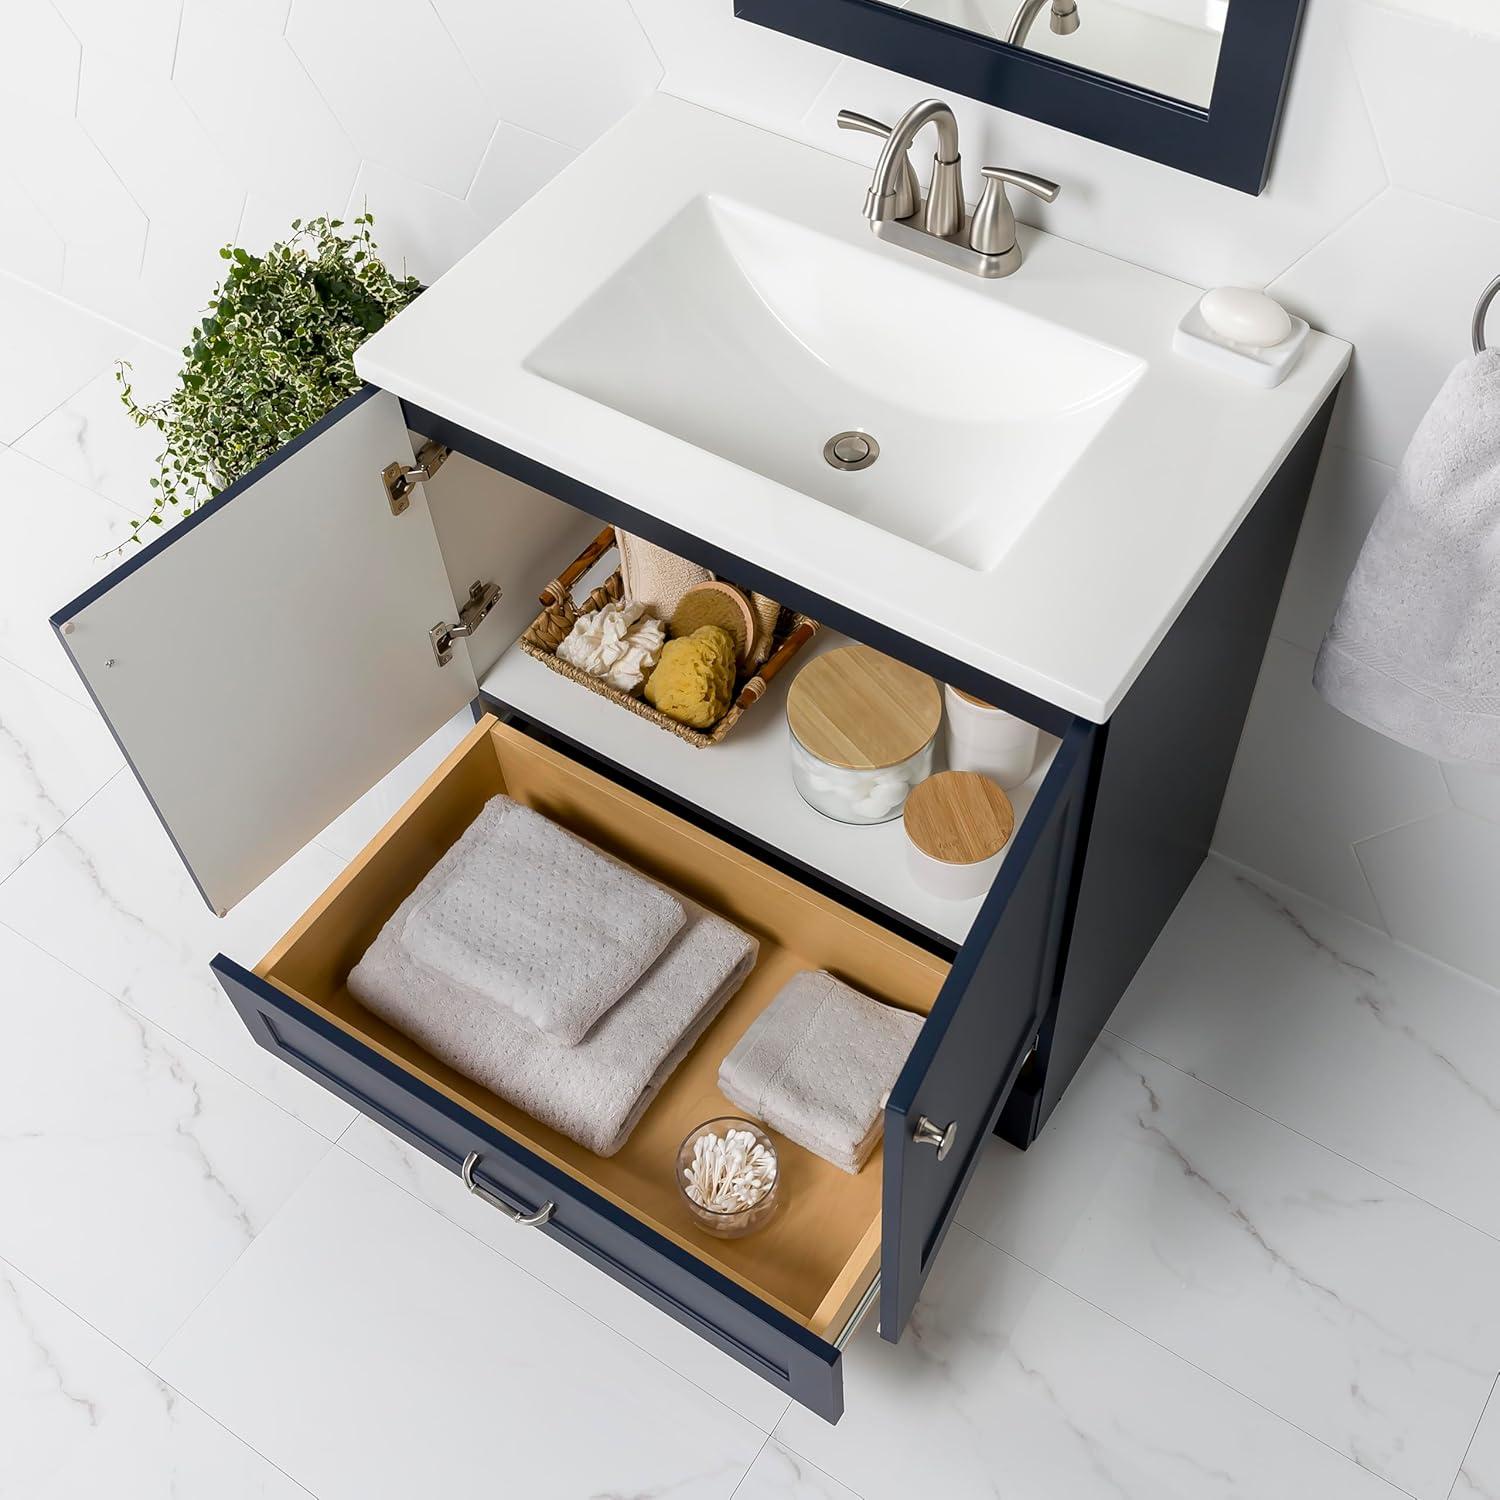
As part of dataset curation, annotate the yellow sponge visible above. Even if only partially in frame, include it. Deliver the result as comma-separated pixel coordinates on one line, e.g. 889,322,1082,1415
644,625,737,729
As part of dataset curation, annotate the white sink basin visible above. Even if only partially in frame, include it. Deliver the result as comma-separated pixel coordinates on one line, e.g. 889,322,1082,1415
525,195,1144,572
356,94,1350,720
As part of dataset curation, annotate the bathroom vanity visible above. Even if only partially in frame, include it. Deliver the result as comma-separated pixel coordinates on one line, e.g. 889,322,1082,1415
51,97,1349,1421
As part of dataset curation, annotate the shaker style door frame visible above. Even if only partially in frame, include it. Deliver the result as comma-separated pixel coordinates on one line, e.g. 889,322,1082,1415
734,0,1307,193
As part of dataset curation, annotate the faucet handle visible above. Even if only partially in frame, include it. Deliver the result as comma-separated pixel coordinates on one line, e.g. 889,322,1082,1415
970,166,1061,256
837,110,920,221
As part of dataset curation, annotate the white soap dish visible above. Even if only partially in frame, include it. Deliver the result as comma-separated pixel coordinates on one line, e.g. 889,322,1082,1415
1173,294,1309,389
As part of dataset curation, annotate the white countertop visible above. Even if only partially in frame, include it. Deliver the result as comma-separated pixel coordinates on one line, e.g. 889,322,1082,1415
358,94,1350,723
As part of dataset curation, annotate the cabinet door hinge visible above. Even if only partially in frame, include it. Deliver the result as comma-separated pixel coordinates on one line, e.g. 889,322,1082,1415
383,440,451,515
431,579,502,666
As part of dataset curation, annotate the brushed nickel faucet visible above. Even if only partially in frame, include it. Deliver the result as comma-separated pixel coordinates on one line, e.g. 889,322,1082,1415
837,98,1060,280
1007,0,1081,46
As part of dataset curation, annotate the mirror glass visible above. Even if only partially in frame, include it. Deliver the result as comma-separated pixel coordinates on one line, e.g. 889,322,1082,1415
877,0,1229,107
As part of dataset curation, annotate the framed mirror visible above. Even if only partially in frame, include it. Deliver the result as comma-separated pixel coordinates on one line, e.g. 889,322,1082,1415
735,0,1306,193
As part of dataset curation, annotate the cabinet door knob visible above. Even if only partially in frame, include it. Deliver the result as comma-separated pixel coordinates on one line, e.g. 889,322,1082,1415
913,1116,957,1161
461,1152,554,1227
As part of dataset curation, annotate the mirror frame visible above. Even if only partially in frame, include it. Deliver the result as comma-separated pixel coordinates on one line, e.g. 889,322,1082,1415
734,0,1307,194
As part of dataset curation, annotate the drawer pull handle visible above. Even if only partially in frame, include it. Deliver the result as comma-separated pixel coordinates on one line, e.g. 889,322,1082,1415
913,1116,957,1161
461,1152,555,1227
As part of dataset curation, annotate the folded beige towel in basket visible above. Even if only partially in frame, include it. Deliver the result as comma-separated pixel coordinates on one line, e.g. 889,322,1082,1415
718,970,923,1174
352,897,758,1157
399,795,685,1047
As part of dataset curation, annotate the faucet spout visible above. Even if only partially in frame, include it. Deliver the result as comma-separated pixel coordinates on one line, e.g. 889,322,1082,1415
865,99,964,237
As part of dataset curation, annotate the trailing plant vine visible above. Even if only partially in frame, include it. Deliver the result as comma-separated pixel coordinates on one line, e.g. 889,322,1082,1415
117,212,420,541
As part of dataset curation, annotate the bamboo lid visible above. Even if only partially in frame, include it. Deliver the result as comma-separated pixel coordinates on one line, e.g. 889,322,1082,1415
787,646,941,770
948,685,994,708
903,772,1015,864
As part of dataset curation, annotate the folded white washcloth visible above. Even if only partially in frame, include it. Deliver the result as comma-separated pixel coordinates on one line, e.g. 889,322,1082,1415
718,970,923,1174
1314,350,1500,765
351,897,758,1157
399,796,685,1047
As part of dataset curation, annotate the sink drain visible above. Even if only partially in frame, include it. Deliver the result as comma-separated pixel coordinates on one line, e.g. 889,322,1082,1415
824,430,879,471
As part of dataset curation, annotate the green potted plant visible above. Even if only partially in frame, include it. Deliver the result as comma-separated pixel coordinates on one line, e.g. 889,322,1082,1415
118,211,420,543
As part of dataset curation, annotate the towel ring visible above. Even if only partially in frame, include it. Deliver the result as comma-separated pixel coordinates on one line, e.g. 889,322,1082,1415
1473,273,1500,354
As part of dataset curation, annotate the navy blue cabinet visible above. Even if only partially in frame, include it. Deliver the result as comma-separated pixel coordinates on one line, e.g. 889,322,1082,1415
50,379,1336,1423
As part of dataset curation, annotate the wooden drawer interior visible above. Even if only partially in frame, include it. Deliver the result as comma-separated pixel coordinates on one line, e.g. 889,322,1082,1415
257,715,951,1337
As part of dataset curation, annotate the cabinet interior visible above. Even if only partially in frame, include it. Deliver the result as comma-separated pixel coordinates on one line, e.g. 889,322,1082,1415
257,716,951,1336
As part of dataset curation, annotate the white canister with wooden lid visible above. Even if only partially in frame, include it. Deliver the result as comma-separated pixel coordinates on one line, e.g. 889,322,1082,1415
786,646,942,825
943,684,1040,790
903,771,1016,900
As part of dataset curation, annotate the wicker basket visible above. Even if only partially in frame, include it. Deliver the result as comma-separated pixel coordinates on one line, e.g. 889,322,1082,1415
519,525,819,748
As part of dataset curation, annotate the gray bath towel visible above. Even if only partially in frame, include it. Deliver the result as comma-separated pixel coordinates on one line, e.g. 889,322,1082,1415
1314,351,1500,765
399,795,685,1046
351,896,757,1157
718,970,923,1174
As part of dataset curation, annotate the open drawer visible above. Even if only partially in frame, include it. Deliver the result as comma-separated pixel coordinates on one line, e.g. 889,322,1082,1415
50,382,1093,1420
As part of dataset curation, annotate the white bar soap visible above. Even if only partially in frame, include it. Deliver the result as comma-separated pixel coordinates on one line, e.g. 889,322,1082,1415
1173,286,1309,388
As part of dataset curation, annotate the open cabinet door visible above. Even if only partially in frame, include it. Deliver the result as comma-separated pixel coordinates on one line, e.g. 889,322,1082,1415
880,720,1095,1338
51,386,480,916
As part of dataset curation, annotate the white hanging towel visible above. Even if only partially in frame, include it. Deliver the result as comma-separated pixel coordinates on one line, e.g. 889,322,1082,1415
1314,352,1500,765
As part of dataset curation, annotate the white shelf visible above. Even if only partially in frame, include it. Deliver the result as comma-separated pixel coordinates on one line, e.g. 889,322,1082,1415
480,629,1060,948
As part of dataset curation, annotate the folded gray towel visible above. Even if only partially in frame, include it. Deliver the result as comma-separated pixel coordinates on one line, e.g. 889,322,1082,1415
1315,351,1500,765
399,795,685,1046
718,970,923,1174
351,893,757,1157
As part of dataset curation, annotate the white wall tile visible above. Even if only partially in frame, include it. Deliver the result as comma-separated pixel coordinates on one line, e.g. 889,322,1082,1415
0,175,66,292
631,0,844,132
287,0,497,199
0,274,126,446
1214,638,1450,924
52,0,184,77
1347,0,1500,222
1442,762,1500,825
344,161,484,290
174,0,359,242
467,121,579,228
1271,190,1500,467
435,0,662,150
1357,808,1500,987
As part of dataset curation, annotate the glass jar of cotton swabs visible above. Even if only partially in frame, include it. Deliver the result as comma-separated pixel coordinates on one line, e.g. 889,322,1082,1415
677,1117,779,1237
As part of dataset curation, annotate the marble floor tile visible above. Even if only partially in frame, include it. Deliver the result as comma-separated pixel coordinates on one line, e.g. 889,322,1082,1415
1453,1380,1500,1499
0,445,136,704
0,926,331,1361
0,272,127,444
0,1254,309,1500
0,771,355,1137
14,338,177,515
0,1258,310,1499
0,655,120,882
341,1116,792,1431
958,1035,1500,1499
734,1441,863,1500
775,1224,1403,1500
153,1150,765,1500
1111,856,1500,1240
